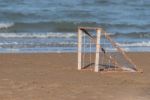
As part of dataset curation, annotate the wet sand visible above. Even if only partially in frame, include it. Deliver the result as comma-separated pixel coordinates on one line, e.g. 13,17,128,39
0,52,150,100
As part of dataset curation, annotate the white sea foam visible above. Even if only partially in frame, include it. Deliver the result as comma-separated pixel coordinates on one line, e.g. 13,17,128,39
0,23,14,29
117,41,150,47
0,32,76,38
0,42,19,45
0,41,77,47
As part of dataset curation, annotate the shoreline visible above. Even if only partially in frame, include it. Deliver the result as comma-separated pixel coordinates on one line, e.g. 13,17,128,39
0,51,149,53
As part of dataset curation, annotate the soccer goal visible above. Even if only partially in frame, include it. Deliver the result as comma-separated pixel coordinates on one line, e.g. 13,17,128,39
77,27,142,73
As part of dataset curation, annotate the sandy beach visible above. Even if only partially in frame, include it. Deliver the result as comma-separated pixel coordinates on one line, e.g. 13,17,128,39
0,52,149,100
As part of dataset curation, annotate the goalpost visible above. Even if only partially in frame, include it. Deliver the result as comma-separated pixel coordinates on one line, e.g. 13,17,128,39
77,27,142,73
78,27,101,72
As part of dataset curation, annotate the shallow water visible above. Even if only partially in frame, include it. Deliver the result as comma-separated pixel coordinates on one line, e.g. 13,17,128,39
0,0,149,52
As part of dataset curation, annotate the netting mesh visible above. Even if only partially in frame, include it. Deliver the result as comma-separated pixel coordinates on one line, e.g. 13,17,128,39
100,34,137,71
81,30,96,69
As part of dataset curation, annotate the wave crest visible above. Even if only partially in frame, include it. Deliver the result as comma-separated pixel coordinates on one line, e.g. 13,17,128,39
117,41,150,47
0,32,76,38
0,23,14,29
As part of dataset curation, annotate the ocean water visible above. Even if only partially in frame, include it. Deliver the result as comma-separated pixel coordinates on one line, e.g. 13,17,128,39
0,0,149,53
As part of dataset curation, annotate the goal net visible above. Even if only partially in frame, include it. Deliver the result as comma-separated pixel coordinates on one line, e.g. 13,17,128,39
77,27,139,72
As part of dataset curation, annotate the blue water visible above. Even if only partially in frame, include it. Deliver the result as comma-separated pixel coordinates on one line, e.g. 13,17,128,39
0,0,149,53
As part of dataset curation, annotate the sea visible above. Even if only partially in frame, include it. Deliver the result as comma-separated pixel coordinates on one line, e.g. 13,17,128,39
0,0,149,53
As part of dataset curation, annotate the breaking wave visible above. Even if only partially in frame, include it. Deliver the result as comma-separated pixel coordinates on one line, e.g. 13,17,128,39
0,21,98,32
0,31,149,39
0,23,14,29
0,21,150,33
117,41,150,47
0,32,76,38
110,32,150,38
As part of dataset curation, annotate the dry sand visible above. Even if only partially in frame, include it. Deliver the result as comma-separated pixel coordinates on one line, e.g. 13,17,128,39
0,52,150,100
